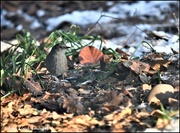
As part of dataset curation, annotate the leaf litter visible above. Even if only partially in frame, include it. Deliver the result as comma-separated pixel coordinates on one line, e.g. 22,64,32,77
1,24,179,133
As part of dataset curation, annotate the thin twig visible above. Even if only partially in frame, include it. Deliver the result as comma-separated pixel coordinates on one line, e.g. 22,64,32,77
85,14,121,36
173,13,179,33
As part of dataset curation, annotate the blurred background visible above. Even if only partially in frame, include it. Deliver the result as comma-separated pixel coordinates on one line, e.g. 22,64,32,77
1,1,179,39
1,1,117,40
1,1,179,56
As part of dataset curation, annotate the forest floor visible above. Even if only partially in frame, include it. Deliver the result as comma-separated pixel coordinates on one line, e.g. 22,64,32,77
1,1,179,132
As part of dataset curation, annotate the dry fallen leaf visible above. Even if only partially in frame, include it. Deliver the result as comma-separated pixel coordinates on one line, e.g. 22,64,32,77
62,96,84,114
142,84,152,91
147,84,174,104
149,60,171,71
168,98,179,110
123,60,150,74
109,92,124,106
18,104,36,116
78,46,104,65
116,48,129,59
156,117,170,129
24,79,43,96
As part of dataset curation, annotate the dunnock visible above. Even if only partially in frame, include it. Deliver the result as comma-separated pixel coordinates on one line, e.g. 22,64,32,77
45,43,68,78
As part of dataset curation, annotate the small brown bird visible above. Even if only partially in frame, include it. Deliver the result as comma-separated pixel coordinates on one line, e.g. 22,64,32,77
45,43,68,78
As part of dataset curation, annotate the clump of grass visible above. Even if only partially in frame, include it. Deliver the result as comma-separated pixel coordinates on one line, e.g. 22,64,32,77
45,25,104,55
1,25,121,96
1,30,46,95
159,103,179,121
44,25,122,62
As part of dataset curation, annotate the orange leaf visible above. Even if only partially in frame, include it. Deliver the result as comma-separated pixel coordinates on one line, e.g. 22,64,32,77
79,46,104,65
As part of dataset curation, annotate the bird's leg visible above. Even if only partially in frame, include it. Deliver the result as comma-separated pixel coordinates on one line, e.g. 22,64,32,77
62,73,65,86
62,72,67,86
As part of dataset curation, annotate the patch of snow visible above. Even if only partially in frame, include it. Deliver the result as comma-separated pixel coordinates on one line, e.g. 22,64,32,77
17,10,34,22
1,40,22,53
16,24,23,31
30,20,41,29
143,128,162,132
106,1,114,6
1,9,14,28
1,18,14,28
135,24,153,31
46,10,119,31
108,1,178,19
36,9,45,17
